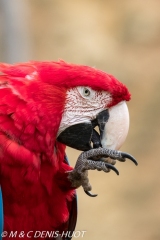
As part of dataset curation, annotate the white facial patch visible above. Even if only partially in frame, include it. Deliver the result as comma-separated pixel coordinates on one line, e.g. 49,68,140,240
57,86,112,136
101,101,129,150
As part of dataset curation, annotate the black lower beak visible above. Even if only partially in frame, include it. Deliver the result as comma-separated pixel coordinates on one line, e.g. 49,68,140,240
57,110,109,151
57,122,93,151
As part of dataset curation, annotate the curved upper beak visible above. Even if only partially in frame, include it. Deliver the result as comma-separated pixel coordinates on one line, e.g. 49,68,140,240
100,101,129,150
57,101,129,151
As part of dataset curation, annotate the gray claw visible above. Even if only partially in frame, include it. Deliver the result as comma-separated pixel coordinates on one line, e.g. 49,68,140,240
121,153,138,166
105,163,119,175
69,148,137,198
84,190,98,197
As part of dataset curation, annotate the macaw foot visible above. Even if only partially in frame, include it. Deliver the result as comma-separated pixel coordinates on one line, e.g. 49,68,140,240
68,148,137,197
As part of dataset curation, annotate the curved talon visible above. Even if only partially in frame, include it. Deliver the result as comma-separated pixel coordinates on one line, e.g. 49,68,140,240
105,163,119,175
121,153,138,166
84,190,98,197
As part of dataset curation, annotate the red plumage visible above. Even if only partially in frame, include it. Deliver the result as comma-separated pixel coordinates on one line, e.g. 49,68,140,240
0,61,130,239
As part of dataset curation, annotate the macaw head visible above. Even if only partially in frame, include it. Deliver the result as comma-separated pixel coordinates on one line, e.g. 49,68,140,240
56,62,130,151
34,60,130,152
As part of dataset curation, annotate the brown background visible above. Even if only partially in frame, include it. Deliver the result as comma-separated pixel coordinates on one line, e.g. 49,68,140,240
0,1,160,239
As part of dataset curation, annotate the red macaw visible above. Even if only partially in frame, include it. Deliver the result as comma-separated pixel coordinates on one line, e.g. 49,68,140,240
0,61,137,239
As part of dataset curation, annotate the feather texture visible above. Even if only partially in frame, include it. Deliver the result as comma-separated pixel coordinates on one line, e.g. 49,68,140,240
0,62,75,238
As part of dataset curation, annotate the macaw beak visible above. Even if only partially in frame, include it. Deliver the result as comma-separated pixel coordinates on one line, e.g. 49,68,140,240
100,101,129,150
57,101,129,151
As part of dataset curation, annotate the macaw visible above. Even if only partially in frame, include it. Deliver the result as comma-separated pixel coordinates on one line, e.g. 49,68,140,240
0,61,137,239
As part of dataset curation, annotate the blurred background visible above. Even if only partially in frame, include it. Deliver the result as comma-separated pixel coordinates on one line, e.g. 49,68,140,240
0,0,160,239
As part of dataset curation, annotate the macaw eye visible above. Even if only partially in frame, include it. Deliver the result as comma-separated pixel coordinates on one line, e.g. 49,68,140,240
83,88,91,97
